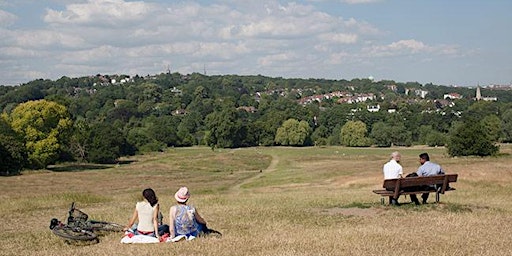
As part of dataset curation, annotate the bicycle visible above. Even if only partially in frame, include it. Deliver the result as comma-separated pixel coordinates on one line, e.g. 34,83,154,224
49,202,124,242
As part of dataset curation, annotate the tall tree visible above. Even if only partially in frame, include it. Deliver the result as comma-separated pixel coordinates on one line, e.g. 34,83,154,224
340,120,372,147
447,117,499,157
370,122,393,147
0,116,27,175
8,100,72,169
205,107,243,148
86,123,133,163
502,109,512,143
275,119,312,146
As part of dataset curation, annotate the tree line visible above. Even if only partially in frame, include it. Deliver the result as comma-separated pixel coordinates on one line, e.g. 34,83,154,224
1,73,511,175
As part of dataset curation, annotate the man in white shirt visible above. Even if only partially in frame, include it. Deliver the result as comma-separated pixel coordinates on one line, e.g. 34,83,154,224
383,151,403,179
382,151,403,205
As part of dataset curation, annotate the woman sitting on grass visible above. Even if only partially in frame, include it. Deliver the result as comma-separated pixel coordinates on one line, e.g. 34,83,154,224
169,187,208,241
124,188,161,240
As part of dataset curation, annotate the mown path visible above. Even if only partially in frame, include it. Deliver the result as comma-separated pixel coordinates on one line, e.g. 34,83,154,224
230,153,279,192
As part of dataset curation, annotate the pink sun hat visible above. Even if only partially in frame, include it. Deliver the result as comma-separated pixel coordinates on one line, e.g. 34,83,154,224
174,187,190,203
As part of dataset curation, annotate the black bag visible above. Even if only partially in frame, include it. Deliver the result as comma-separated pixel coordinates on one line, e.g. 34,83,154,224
403,172,422,192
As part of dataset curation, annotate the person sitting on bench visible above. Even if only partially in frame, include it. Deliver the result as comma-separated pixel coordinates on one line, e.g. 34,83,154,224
382,151,403,205
410,153,445,205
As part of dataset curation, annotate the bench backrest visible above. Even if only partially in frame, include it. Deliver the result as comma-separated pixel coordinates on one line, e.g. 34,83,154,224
383,174,458,191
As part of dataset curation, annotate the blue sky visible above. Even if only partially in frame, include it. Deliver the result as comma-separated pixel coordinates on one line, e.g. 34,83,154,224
1,0,511,87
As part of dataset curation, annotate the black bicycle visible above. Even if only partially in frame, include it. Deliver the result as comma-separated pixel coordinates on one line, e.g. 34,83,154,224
49,202,123,242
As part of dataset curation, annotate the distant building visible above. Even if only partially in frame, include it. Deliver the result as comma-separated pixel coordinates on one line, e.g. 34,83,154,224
444,93,462,100
367,105,380,112
475,86,497,101
415,89,429,99
237,106,257,113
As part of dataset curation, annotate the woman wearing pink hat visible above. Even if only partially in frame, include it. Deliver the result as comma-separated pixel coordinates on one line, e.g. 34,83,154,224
168,187,208,241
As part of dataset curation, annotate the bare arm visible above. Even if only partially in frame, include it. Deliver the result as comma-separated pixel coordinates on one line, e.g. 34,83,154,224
169,206,176,238
153,204,160,238
124,208,138,231
194,209,207,225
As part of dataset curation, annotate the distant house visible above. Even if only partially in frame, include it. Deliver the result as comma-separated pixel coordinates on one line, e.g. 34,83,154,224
170,87,182,94
387,84,397,92
435,99,454,109
415,89,429,99
444,93,462,100
237,106,257,113
338,93,376,104
172,109,187,116
367,105,380,112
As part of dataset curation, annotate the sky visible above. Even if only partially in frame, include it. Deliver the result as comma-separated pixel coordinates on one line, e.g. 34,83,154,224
1,0,511,87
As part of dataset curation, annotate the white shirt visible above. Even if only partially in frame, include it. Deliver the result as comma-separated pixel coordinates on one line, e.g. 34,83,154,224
135,201,156,232
383,159,403,180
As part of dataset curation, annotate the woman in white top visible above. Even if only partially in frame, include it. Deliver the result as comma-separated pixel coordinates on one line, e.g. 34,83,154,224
124,188,160,239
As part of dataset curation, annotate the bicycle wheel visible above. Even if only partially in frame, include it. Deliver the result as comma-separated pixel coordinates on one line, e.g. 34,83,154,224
52,225,98,241
87,221,124,232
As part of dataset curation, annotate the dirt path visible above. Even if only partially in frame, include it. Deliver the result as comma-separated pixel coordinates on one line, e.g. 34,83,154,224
230,153,279,192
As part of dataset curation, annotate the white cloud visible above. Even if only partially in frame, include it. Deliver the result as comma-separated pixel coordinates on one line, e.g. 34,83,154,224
14,30,87,49
326,51,350,65
0,9,17,27
43,0,155,26
318,32,358,44
258,52,296,66
363,39,459,57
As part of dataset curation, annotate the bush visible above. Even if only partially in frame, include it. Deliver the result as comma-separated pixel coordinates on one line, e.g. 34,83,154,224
0,134,27,175
425,131,447,147
447,118,499,157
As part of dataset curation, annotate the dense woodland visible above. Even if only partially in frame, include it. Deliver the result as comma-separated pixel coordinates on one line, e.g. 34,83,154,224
1,72,512,175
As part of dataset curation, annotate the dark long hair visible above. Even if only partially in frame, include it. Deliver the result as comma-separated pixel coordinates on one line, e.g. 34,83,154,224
142,188,158,207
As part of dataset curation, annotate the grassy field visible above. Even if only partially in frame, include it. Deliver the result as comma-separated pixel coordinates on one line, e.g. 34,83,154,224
1,145,512,255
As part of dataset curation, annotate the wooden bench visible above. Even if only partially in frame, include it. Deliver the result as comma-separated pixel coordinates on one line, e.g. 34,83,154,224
373,174,458,204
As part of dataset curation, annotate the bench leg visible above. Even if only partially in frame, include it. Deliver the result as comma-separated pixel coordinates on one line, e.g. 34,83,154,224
435,192,440,203
380,198,384,205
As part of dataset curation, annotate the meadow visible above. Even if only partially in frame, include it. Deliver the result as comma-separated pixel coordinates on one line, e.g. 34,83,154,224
1,145,512,256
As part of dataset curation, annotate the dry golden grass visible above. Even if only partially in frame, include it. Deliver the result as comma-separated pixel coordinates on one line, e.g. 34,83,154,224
1,145,512,255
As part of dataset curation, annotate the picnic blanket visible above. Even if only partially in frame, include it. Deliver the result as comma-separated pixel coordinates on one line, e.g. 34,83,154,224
120,234,160,244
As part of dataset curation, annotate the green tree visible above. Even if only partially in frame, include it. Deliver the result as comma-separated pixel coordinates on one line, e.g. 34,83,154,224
8,100,72,169
106,99,139,123
68,118,90,162
127,127,165,153
205,107,243,148
425,131,447,147
144,115,180,146
481,114,502,142
275,119,312,146
86,123,132,163
340,120,372,147
502,109,512,142
311,125,329,146
447,117,499,157
370,122,393,147
0,116,27,175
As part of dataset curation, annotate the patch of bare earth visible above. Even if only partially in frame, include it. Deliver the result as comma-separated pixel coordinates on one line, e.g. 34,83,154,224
314,207,384,217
